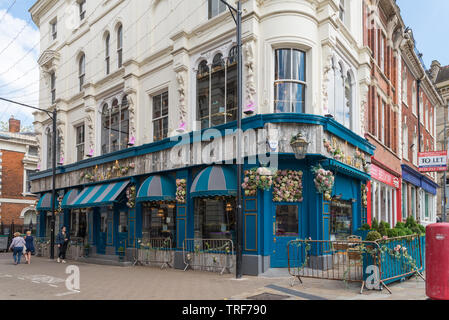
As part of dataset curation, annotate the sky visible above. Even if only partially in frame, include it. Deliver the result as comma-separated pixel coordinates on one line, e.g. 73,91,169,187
0,0,448,130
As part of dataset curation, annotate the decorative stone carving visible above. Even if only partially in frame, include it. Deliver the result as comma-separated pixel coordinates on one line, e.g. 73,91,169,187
127,94,136,144
57,126,65,164
244,41,256,115
176,70,187,132
322,54,333,115
86,108,95,157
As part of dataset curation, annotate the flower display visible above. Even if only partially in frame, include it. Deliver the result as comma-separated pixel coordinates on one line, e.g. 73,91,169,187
272,170,303,203
176,179,187,203
242,168,275,197
311,165,334,201
126,185,136,208
56,195,64,215
79,161,136,183
361,184,368,208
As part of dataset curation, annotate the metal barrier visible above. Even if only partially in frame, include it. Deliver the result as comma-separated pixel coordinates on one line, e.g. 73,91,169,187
183,238,234,275
35,237,51,258
288,235,425,294
374,235,425,293
66,237,84,261
134,238,173,269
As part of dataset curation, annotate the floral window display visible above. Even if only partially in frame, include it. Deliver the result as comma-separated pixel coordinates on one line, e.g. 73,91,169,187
312,165,335,201
126,185,136,208
176,179,187,203
272,170,303,203
242,167,275,197
361,184,368,208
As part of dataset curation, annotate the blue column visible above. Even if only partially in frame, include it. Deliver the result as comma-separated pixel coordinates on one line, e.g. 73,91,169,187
176,170,189,249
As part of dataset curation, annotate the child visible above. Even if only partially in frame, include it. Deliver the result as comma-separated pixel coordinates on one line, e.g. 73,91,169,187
9,232,26,265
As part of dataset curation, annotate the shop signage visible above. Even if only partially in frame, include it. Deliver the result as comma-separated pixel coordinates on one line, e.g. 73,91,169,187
418,151,448,172
371,165,399,189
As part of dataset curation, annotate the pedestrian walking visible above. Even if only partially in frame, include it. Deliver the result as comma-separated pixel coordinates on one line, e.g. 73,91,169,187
24,231,35,264
56,226,69,263
9,232,26,265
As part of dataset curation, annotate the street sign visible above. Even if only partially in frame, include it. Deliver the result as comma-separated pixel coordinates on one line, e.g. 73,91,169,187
418,151,448,172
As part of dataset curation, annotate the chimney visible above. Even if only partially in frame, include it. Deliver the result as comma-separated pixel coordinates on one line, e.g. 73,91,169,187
430,60,441,83
8,116,20,133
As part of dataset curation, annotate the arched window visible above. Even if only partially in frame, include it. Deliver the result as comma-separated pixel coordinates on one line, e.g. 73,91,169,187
402,124,408,160
196,48,238,130
101,96,129,155
274,48,306,113
412,82,417,114
117,24,123,68
402,69,408,104
105,33,110,75
79,53,85,91
344,72,352,129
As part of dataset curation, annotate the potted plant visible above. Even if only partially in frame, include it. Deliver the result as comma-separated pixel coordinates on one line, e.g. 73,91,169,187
118,246,125,262
83,243,90,257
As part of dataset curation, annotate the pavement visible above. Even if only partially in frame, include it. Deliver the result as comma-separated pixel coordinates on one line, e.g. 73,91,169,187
0,253,427,300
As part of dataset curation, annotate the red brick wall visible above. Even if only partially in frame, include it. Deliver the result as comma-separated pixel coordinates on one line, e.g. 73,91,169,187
0,150,36,226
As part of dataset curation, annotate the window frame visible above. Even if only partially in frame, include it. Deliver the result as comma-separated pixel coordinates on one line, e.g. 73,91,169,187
208,0,227,19
50,19,57,40
50,71,56,104
152,91,169,142
105,33,110,75
274,48,307,114
117,25,123,68
79,54,85,92
79,0,86,21
101,95,129,155
75,123,85,162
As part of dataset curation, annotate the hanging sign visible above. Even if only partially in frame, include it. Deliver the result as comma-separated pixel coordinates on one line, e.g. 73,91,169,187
418,151,448,172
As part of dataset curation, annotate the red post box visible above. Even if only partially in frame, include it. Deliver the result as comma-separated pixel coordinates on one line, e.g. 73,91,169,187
426,223,449,300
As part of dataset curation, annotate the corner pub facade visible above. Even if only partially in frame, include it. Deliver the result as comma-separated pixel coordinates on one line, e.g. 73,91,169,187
30,0,375,275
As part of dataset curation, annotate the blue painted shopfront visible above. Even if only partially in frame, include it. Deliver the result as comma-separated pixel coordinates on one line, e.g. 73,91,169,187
34,114,375,274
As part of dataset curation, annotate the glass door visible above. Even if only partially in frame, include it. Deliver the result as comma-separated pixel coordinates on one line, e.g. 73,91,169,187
271,204,300,268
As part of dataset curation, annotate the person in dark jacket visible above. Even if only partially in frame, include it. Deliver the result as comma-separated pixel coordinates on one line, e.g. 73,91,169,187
24,231,35,264
56,226,69,263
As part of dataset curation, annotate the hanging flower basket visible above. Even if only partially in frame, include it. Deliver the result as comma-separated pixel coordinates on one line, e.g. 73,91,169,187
176,179,187,203
312,165,334,201
242,167,275,197
126,185,136,208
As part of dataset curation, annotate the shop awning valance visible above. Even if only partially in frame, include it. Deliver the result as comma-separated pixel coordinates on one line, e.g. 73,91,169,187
61,189,80,209
136,175,176,202
67,180,130,208
190,165,237,198
36,193,56,211
323,159,371,181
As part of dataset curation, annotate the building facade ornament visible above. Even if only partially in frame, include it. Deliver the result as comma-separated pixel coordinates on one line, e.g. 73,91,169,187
244,41,256,115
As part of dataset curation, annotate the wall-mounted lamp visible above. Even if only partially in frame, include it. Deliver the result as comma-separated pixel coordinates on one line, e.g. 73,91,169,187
290,132,310,160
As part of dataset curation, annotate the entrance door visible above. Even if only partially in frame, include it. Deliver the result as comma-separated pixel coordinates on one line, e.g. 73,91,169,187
95,210,108,255
270,204,301,268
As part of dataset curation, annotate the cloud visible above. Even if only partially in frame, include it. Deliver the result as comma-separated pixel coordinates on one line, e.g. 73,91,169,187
0,9,40,129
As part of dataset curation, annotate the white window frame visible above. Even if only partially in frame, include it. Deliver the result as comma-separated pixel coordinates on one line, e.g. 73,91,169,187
79,54,85,92
50,19,57,40
152,91,169,142
50,72,56,104
75,123,85,162
208,0,226,19
117,25,123,68
105,34,110,75
78,0,86,21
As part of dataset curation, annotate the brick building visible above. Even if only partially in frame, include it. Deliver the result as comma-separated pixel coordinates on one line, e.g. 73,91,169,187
363,0,441,226
429,60,449,221
0,117,39,235
363,0,403,227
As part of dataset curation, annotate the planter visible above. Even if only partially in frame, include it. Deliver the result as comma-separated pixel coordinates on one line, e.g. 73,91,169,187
348,250,362,261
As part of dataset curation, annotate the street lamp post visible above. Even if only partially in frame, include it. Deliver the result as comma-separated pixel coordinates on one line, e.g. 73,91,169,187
219,0,243,279
0,97,58,259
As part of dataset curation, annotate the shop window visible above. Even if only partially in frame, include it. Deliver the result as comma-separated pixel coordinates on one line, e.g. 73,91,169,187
196,47,238,130
141,203,176,240
152,91,169,142
69,209,87,239
274,48,306,113
275,205,298,237
330,200,352,240
119,211,128,233
208,0,226,19
402,183,408,218
411,186,416,220
425,193,430,219
194,197,236,241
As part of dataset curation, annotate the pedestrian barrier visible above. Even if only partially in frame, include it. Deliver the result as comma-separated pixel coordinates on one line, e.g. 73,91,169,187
288,235,425,294
66,237,84,261
373,235,425,293
133,238,173,269
182,238,234,275
35,237,51,257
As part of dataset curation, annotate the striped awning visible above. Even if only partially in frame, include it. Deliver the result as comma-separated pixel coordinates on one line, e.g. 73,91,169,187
36,193,56,211
190,166,237,198
61,189,80,209
137,175,176,202
66,180,130,208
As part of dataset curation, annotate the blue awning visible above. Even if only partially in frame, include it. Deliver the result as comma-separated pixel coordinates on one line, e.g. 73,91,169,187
323,159,371,181
137,175,176,202
61,189,80,209
67,180,130,208
36,193,56,211
190,166,237,198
